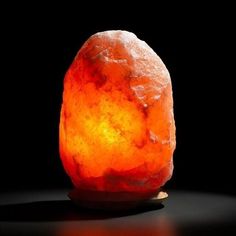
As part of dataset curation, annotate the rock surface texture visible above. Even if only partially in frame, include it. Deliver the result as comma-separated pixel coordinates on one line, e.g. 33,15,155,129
60,30,176,200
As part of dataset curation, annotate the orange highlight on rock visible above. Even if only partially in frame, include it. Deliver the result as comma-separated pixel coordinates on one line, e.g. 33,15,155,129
59,30,175,202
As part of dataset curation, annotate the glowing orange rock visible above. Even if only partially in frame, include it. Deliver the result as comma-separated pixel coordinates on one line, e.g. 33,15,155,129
59,30,175,203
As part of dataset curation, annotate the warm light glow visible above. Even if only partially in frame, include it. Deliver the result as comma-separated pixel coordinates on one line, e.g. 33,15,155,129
59,30,175,200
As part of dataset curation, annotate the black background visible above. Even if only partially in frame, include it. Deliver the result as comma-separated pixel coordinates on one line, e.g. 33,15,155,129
1,3,235,195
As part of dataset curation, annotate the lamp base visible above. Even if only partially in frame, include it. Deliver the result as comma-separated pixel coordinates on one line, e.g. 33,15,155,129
68,189,168,211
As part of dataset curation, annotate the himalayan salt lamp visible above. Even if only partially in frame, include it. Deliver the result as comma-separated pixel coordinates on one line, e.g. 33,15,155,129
59,30,175,209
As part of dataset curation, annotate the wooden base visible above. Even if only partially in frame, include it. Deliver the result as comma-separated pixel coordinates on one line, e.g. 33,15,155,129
68,189,168,211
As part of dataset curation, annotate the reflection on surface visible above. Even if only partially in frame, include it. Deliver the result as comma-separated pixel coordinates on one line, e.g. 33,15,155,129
56,217,176,236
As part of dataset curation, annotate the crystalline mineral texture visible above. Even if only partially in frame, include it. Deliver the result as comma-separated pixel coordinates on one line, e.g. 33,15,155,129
60,30,176,199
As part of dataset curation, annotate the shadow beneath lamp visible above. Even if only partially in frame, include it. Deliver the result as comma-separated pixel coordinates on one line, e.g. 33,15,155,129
0,200,163,222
